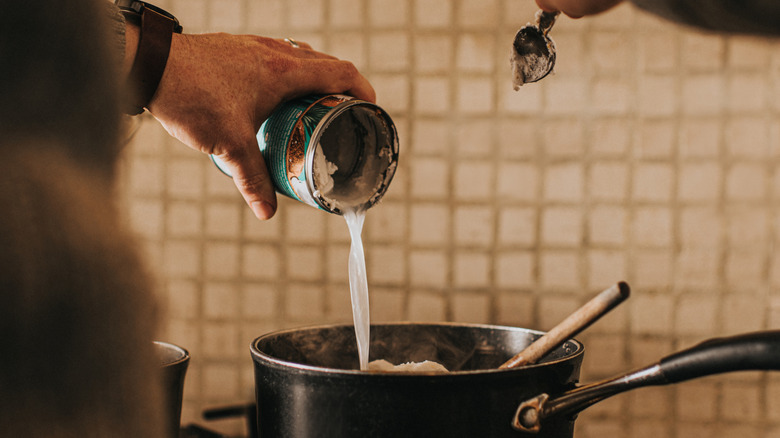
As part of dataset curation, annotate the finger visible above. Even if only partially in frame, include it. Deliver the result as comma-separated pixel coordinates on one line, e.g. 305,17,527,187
534,0,559,13
275,38,336,60
290,58,376,103
213,139,278,220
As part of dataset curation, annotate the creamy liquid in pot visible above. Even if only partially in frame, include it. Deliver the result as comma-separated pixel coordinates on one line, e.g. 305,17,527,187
344,207,370,370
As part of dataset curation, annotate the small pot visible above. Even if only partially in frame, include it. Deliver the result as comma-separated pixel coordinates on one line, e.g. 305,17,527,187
154,341,189,438
250,323,780,438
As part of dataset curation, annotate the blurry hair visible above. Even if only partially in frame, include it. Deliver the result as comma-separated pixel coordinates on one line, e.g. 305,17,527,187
0,0,164,436
0,0,124,174
0,146,164,437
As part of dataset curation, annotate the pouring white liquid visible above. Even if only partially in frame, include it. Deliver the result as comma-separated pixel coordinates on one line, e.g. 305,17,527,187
344,207,370,370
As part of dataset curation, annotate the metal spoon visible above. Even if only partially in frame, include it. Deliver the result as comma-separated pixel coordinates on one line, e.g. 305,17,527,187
499,282,630,369
510,10,560,89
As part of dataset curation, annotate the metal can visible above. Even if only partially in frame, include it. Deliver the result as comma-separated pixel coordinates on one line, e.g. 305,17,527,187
211,94,399,214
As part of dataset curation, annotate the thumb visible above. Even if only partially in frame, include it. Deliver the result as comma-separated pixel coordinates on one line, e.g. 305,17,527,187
213,139,278,220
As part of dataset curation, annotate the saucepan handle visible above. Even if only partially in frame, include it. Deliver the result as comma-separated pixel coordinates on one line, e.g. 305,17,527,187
512,331,780,433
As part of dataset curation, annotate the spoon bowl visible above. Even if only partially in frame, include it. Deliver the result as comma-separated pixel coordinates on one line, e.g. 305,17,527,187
511,10,560,88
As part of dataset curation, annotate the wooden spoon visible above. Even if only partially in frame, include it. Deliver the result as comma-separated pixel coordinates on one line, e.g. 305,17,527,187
500,282,630,369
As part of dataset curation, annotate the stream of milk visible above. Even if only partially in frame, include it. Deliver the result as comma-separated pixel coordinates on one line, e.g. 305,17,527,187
343,207,370,370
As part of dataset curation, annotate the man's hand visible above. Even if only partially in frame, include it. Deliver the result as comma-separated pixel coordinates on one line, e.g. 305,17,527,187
126,27,375,220
534,0,623,18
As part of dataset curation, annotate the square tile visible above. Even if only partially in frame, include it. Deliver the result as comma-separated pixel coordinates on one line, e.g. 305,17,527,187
370,31,409,71
454,161,493,201
414,0,452,28
453,252,490,288
288,0,325,29
632,207,672,247
589,206,627,246
679,207,722,248
455,119,494,158
204,242,240,279
495,291,534,326
726,163,767,201
456,77,494,113
409,250,448,288
679,119,721,158
369,245,406,284
544,163,585,202
414,35,453,74
456,34,495,73
636,120,676,159
329,0,364,28
285,247,324,281
590,118,631,157
414,77,451,115
164,241,201,278
495,251,534,288
589,162,629,201
539,250,580,289
451,292,490,322
457,0,498,28
242,284,278,319
407,292,447,321
541,207,582,247
682,74,724,115
496,163,539,202
284,284,325,319
725,117,770,158
497,207,536,246
544,77,587,115
633,163,673,202
632,250,673,288
369,0,408,27
587,250,627,289
203,282,239,319
410,203,450,245
681,33,725,70
241,244,281,280
496,119,540,158
205,202,241,238
678,162,722,202
542,120,584,158
454,206,494,247
410,157,449,198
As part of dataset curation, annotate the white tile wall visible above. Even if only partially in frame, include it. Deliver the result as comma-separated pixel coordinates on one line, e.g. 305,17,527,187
120,1,780,436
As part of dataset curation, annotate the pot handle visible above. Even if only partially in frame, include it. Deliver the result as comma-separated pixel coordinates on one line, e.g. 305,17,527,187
512,330,780,433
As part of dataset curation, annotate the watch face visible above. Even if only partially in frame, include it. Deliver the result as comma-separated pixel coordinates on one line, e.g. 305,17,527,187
116,0,142,14
116,1,183,33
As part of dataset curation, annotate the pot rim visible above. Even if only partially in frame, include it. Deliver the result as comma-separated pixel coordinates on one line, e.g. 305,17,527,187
250,321,585,377
154,340,190,368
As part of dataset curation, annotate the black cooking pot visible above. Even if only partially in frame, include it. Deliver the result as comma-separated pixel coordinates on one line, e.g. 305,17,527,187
250,323,780,438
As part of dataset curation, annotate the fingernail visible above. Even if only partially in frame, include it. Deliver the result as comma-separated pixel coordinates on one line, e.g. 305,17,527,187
251,201,276,220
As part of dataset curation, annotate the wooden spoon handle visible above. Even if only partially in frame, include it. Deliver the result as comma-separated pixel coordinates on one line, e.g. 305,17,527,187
500,282,630,369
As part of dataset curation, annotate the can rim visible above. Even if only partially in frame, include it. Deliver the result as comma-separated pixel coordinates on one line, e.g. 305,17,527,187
304,98,400,214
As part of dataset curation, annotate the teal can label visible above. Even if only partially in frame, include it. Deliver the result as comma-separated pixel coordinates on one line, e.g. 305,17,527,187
212,94,399,214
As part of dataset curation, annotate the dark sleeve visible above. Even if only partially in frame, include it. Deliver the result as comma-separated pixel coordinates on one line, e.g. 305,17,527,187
630,0,780,36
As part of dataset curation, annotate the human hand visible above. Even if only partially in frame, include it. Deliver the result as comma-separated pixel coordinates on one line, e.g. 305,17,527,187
534,0,624,18
144,32,376,220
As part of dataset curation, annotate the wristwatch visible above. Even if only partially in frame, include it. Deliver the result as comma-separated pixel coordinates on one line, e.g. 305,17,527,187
116,1,183,114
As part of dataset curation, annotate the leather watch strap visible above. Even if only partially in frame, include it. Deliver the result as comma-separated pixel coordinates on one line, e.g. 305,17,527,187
125,7,176,115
